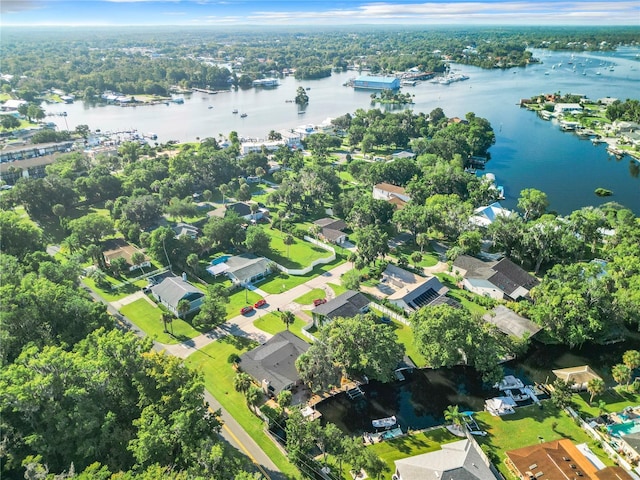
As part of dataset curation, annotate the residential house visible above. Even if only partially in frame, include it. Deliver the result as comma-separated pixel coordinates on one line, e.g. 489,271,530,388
224,254,272,286
313,217,348,245
238,330,309,399
381,264,455,313
393,439,500,480
311,290,370,327
102,238,150,272
1,99,27,112
615,432,640,465
552,365,603,391
225,202,269,221
453,255,539,301
482,305,541,339
506,439,632,480
613,121,640,133
372,182,411,208
150,274,205,317
470,202,514,227
391,150,416,160
553,103,583,115
172,222,199,239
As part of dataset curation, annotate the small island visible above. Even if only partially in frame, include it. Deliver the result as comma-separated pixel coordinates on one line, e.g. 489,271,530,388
595,187,613,197
370,90,414,105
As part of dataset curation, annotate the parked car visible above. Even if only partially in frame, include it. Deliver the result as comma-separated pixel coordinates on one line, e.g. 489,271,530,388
240,306,254,315
254,299,267,308
379,315,391,324
313,298,327,307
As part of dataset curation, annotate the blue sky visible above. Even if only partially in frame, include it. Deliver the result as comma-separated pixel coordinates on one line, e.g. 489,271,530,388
1,0,638,26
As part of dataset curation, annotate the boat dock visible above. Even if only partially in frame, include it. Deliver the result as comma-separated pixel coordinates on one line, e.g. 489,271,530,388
192,87,218,94
307,379,364,408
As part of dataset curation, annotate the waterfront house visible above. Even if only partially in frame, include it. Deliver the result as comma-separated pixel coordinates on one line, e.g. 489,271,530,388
311,290,370,327
453,255,539,301
552,365,602,391
393,439,500,480
482,305,541,339
506,439,632,480
238,330,309,400
553,103,583,115
469,202,513,227
150,274,205,318
353,75,400,90
313,217,348,245
381,264,455,313
224,254,272,286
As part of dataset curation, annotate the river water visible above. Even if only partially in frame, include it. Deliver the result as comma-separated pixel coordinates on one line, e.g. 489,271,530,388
45,47,640,214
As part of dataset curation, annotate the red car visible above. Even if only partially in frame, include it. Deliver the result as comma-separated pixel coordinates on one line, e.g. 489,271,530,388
240,305,254,315
254,299,267,308
313,298,327,307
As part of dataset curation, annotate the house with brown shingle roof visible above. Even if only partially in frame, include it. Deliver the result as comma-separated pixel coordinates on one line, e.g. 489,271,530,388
372,182,411,207
506,439,633,480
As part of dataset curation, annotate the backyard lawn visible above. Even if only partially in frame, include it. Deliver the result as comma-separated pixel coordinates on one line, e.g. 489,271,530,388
474,402,613,478
293,288,325,305
119,298,201,344
389,319,427,368
258,257,345,294
572,389,640,418
369,428,458,476
83,276,148,302
184,336,300,479
261,227,333,270
253,312,312,343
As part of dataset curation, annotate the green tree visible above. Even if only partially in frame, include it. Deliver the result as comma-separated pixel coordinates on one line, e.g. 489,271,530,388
233,372,253,395
0,210,44,259
612,364,631,389
161,311,174,334
518,188,549,221
623,350,640,373
587,378,606,404
410,251,423,267
75,124,90,139
294,87,309,106
276,389,292,408
68,214,114,246
283,234,294,258
280,310,295,331
1,115,20,129
165,196,197,221
193,286,228,330
219,184,230,205
245,385,263,414
245,226,271,256
177,299,191,319
296,341,342,394
341,269,361,291
355,225,389,266
444,405,465,429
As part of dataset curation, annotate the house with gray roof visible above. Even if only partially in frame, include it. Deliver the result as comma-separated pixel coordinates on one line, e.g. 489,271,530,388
313,218,349,244
225,254,272,286
311,290,370,327
150,275,205,318
393,439,500,480
452,255,539,301
482,305,541,339
239,330,309,399
382,264,455,313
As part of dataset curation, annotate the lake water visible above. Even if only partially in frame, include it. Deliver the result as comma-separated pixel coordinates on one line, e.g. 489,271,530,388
45,47,640,214
316,338,640,435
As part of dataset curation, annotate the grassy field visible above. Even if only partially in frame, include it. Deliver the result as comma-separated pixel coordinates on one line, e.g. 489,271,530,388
369,428,458,476
253,312,312,343
389,319,427,368
572,389,640,418
328,282,348,297
475,402,613,478
261,227,333,269
184,336,300,479
293,288,325,305
258,257,345,294
82,276,148,302
119,298,201,344
435,273,491,316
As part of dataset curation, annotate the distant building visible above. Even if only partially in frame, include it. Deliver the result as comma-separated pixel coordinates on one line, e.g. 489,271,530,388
172,222,199,239
372,182,411,208
313,218,348,245
469,202,514,227
102,238,150,272
353,75,400,90
553,103,583,115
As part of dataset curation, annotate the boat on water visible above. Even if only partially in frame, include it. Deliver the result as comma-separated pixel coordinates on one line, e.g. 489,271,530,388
298,111,306,115
232,109,238,114
240,113,248,118
372,415,396,429
208,105,213,109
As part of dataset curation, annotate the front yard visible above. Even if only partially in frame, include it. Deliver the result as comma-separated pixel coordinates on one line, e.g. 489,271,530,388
253,312,312,343
261,227,333,270
119,298,201,344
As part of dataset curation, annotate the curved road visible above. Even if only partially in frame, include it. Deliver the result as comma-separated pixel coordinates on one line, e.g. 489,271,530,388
81,260,353,479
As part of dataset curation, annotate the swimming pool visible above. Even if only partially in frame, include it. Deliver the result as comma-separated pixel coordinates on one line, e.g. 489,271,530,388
608,420,640,437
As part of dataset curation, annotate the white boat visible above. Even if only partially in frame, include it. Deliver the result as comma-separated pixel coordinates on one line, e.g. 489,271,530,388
232,109,238,114
372,416,396,429
495,375,525,391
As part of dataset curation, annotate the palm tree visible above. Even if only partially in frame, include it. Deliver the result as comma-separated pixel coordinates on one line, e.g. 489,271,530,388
623,350,640,373
250,203,259,222
444,405,464,431
587,377,605,404
177,299,191,319
245,385,263,414
612,364,631,390
219,184,230,205
281,310,295,331
233,372,252,395
255,166,266,184
416,233,428,253
161,311,173,334
283,234,294,258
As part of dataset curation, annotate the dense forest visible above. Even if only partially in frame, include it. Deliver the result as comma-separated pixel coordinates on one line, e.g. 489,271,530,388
1,26,638,97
